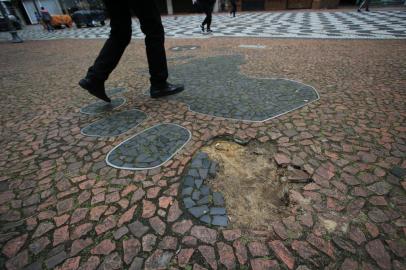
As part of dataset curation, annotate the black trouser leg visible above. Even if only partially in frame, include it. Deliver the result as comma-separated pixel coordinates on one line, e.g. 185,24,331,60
86,0,132,82
203,11,212,29
202,13,209,26
365,0,370,10
132,0,168,87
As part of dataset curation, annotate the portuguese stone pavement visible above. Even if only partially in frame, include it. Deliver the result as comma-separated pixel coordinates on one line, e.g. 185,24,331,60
0,9,406,270
0,10,406,41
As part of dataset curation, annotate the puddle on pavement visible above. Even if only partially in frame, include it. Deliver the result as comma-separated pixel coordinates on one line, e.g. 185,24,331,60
202,139,306,230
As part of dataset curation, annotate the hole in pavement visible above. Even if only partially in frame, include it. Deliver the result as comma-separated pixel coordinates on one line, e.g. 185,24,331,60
199,139,311,230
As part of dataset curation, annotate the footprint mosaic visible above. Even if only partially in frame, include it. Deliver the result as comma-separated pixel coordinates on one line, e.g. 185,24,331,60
165,55,319,121
81,109,147,137
80,97,126,115
181,152,228,227
106,87,127,96
106,123,191,170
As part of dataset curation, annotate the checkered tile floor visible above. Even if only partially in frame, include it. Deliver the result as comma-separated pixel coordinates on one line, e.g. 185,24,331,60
1,10,406,41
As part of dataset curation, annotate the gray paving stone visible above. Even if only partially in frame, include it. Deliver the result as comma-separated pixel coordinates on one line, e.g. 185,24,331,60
183,197,196,209
23,261,42,270
98,252,122,270
192,191,201,201
45,251,67,269
213,192,225,206
210,207,226,215
209,162,218,177
390,166,406,178
129,257,144,270
200,185,210,196
114,226,129,240
195,179,203,189
184,176,195,187
182,187,193,196
212,215,228,226
189,205,209,218
128,221,149,238
200,215,211,225
197,195,209,205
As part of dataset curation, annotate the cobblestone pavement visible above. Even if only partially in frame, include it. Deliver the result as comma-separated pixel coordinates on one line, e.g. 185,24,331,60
1,10,406,41
0,37,405,270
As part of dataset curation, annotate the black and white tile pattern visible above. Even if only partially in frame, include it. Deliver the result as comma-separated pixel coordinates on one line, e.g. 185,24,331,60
1,10,405,41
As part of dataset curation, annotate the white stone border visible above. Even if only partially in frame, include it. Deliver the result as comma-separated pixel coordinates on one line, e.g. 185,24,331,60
105,123,192,171
79,97,126,115
80,109,148,138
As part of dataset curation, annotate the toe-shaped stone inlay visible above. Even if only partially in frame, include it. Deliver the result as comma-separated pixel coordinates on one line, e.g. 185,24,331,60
106,87,127,96
106,123,191,170
181,152,228,227
81,109,147,137
80,97,126,115
166,55,319,121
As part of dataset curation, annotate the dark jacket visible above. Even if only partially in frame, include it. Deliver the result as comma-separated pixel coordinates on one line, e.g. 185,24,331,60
198,0,216,12
40,10,52,22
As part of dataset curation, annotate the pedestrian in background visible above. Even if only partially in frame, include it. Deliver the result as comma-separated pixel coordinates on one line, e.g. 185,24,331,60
220,0,226,12
40,7,54,32
230,0,237,17
79,0,184,102
199,0,216,33
358,0,371,12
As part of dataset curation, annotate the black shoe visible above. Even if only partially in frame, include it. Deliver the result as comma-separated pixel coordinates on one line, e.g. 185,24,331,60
79,78,111,103
200,24,204,32
207,29,213,33
150,83,184,98
365,8,369,12
357,8,361,12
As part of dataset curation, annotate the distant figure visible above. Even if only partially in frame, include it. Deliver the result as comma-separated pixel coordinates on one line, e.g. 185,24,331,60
40,7,54,32
79,0,184,102
220,0,226,12
357,0,370,12
199,0,216,33
230,0,237,17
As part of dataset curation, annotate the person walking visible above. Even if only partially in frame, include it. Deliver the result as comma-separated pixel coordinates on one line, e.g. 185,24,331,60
40,7,54,32
230,0,237,17
357,0,371,12
199,0,216,33
79,0,184,102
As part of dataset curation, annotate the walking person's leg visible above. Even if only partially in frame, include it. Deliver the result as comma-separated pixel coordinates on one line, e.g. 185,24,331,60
365,0,370,11
48,21,54,31
45,21,52,31
132,0,184,98
358,0,366,11
206,11,212,32
201,11,209,31
79,0,132,102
